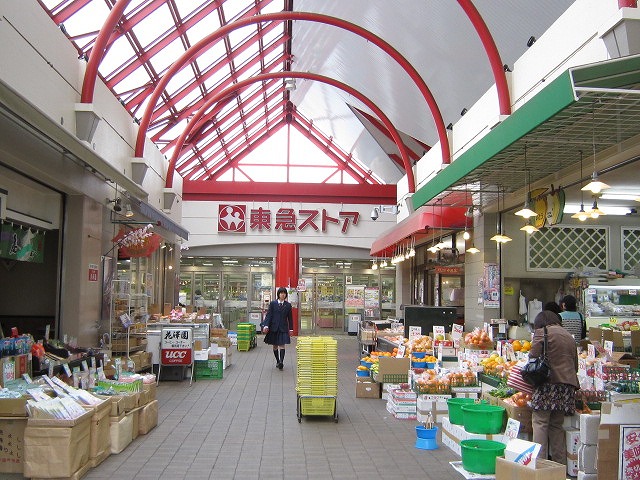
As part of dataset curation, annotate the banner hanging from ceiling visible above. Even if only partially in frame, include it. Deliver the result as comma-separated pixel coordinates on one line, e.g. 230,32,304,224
0,223,45,263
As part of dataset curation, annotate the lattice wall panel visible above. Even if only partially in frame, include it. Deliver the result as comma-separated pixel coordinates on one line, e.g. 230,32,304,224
622,227,640,271
528,226,608,271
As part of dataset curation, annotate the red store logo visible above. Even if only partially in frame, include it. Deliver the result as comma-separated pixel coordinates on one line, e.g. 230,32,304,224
218,205,246,233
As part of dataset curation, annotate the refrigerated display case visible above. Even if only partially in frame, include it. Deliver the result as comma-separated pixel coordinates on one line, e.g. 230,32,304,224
582,279,640,329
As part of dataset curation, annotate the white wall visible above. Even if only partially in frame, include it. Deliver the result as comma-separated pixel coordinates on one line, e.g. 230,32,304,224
0,1,181,220
182,201,397,253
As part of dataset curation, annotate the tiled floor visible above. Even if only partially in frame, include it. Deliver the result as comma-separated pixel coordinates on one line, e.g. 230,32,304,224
19,335,464,479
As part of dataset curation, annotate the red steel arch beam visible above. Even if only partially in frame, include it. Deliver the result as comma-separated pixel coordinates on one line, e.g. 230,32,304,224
80,0,130,103
456,0,511,116
165,72,414,192
124,12,449,169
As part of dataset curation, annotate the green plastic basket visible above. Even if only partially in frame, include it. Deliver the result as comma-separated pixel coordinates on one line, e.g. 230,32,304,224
195,359,223,379
460,439,505,474
461,403,505,434
446,397,477,425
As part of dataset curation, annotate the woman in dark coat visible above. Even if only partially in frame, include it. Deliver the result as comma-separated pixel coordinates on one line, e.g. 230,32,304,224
529,304,579,464
261,287,294,370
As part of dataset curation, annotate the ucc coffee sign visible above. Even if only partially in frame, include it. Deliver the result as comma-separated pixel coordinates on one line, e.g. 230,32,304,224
160,327,193,366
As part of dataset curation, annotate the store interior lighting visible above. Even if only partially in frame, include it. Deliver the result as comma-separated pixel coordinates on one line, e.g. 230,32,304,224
587,196,606,219
491,187,512,243
514,146,537,219
582,106,610,194
572,151,588,221
520,221,539,234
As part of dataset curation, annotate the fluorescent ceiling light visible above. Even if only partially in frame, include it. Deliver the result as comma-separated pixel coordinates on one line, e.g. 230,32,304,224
600,193,640,201
564,205,631,216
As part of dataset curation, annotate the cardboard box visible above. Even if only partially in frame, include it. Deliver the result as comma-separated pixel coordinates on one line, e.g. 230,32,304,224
631,330,640,356
139,400,158,435
128,406,140,441
24,411,92,478
566,428,580,476
143,382,157,402
0,397,28,416
597,423,619,480
210,328,228,338
356,382,381,398
109,412,133,454
495,457,566,480
610,351,639,369
378,357,410,382
600,401,640,424
499,398,532,433
578,472,598,480
0,417,27,473
579,412,601,445
504,438,541,465
578,443,597,474
83,398,112,461
211,336,232,348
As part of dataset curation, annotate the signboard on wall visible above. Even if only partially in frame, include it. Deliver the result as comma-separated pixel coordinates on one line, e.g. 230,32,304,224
483,263,500,308
217,204,360,234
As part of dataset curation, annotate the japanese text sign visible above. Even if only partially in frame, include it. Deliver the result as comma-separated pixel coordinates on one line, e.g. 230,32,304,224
160,327,193,366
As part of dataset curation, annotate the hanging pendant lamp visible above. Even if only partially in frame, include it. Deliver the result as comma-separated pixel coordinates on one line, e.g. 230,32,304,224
582,106,610,194
572,151,589,221
515,145,537,218
491,186,512,243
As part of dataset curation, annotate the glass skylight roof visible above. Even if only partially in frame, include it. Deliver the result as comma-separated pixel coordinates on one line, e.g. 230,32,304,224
38,0,381,185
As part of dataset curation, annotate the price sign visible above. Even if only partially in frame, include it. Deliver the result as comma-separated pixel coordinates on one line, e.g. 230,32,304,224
451,323,463,340
433,325,445,341
604,340,614,357
409,326,422,341
160,327,193,366
396,345,406,358
504,418,521,440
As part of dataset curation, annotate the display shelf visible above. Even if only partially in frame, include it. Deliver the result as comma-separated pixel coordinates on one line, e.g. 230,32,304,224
110,280,149,359
582,279,640,328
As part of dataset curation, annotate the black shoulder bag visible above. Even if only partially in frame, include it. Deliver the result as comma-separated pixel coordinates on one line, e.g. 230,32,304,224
521,326,551,387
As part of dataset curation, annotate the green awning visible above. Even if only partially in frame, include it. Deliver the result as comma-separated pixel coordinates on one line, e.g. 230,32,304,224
412,54,640,209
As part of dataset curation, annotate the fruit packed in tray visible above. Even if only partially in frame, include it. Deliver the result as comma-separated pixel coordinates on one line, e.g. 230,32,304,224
462,328,494,350
580,390,609,403
411,369,477,394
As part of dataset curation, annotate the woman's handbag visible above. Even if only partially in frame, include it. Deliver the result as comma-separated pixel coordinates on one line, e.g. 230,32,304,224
521,326,551,387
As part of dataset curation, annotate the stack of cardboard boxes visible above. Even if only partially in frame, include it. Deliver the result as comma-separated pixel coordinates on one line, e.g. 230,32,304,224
210,328,233,369
597,401,640,480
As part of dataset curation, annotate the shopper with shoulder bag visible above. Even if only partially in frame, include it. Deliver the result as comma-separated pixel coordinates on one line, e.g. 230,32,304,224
529,302,579,464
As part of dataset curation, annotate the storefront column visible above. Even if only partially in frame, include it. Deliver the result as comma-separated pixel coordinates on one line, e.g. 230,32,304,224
464,213,499,331
275,243,299,335
60,195,104,346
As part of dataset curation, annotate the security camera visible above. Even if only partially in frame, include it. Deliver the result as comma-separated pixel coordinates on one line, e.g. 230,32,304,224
370,207,379,221
107,197,122,212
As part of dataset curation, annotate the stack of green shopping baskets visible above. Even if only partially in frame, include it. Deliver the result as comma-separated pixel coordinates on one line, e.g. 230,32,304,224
236,322,256,351
296,336,338,422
